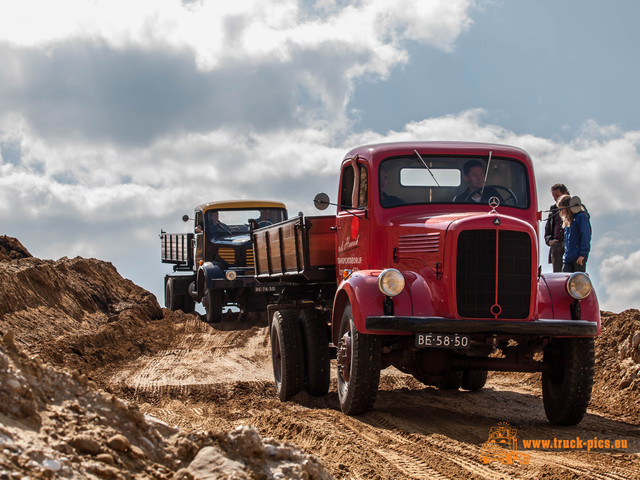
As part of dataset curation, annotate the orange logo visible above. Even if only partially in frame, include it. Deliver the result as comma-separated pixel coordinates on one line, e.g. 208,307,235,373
480,422,530,465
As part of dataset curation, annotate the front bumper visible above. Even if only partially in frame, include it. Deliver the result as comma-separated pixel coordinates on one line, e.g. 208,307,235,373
366,316,598,337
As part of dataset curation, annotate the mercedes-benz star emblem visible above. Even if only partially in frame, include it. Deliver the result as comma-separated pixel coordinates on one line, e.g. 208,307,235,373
489,196,500,209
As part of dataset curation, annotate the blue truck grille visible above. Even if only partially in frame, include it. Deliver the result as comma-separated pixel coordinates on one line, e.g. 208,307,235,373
456,230,532,319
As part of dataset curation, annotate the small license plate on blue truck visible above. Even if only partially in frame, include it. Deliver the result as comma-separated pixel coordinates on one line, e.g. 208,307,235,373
255,285,277,292
415,333,470,348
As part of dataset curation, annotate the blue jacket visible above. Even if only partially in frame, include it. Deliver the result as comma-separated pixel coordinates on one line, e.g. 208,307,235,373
563,211,591,263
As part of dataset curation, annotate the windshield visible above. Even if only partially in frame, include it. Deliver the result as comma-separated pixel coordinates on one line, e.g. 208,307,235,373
379,156,529,209
204,208,286,234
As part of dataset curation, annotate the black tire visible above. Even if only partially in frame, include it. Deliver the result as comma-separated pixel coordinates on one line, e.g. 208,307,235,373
204,288,223,324
299,309,330,397
461,369,488,391
438,370,462,390
182,296,196,314
542,337,595,425
271,310,305,401
165,278,184,311
337,303,381,415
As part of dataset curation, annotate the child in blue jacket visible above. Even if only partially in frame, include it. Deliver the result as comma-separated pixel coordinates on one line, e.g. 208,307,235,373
556,195,591,272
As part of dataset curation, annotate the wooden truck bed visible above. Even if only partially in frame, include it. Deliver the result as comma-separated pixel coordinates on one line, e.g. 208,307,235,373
252,214,336,283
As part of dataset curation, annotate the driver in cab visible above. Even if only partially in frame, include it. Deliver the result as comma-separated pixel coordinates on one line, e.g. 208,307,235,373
250,209,274,230
453,159,503,204
207,210,231,234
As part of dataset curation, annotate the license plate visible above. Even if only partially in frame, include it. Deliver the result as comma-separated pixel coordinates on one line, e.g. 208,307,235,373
415,333,471,349
255,285,276,292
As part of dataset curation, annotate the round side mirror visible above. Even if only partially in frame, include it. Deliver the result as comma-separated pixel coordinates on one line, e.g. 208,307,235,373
182,214,190,222
314,193,330,211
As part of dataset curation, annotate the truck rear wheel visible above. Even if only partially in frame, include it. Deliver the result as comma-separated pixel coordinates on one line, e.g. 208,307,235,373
542,337,595,425
271,310,305,401
299,309,330,397
165,278,184,311
461,369,488,391
337,303,381,415
438,370,462,390
182,296,196,314
204,288,223,324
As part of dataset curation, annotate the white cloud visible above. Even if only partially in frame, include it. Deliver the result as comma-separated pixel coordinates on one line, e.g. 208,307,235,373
4,109,640,222
599,250,640,313
0,0,474,147
591,234,634,259
0,0,472,71
354,111,640,217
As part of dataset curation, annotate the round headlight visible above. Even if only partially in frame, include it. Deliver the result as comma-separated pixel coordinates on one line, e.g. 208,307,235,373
225,270,237,281
378,269,405,297
566,272,592,299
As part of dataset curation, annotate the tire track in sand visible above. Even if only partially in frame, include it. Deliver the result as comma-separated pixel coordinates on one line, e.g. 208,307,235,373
108,317,272,396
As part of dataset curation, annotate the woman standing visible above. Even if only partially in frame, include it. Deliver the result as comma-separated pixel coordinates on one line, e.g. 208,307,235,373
556,195,592,272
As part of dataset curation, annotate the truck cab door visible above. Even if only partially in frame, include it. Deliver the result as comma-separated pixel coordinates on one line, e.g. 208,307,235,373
336,159,370,280
194,210,205,266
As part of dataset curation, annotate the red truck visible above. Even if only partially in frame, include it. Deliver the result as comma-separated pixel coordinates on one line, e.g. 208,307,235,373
252,141,600,425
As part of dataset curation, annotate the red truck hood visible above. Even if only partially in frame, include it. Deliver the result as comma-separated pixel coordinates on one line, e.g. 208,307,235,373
387,210,535,235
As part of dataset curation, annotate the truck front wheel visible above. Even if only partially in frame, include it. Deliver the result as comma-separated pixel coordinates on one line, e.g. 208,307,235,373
337,303,381,415
271,310,305,401
461,369,488,391
542,337,595,425
203,288,223,324
299,309,330,397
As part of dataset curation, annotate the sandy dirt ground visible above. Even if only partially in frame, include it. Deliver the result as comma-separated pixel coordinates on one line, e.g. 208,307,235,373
2,236,640,479
104,312,640,480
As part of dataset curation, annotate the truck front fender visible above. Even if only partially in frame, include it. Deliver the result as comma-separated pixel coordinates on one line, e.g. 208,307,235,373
197,262,225,295
538,273,601,335
331,270,422,344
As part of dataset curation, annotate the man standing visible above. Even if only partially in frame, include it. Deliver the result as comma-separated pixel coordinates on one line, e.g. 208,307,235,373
544,184,569,272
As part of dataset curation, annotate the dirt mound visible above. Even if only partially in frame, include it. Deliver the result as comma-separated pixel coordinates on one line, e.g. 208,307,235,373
592,309,640,421
0,236,31,262
0,236,331,479
0,332,330,479
0,241,167,375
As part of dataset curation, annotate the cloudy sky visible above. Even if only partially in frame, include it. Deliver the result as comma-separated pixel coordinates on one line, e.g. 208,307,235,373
1,0,639,313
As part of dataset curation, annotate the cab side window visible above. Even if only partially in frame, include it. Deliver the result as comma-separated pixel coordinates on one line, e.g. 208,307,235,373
195,211,204,233
358,165,368,208
339,163,367,209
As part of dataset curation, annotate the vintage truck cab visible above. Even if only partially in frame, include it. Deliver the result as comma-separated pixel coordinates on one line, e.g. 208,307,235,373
256,142,599,425
161,200,287,323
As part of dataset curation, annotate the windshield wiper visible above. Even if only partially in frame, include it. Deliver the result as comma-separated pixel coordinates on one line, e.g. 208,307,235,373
414,150,440,187
480,150,492,197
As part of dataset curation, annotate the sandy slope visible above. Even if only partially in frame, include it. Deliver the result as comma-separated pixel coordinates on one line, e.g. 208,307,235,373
106,314,640,480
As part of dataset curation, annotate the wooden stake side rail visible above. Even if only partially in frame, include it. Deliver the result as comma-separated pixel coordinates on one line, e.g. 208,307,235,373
160,232,194,266
252,214,336,283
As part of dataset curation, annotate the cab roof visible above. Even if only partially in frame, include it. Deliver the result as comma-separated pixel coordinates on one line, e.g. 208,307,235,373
196,200,287,213
343,141,532,166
